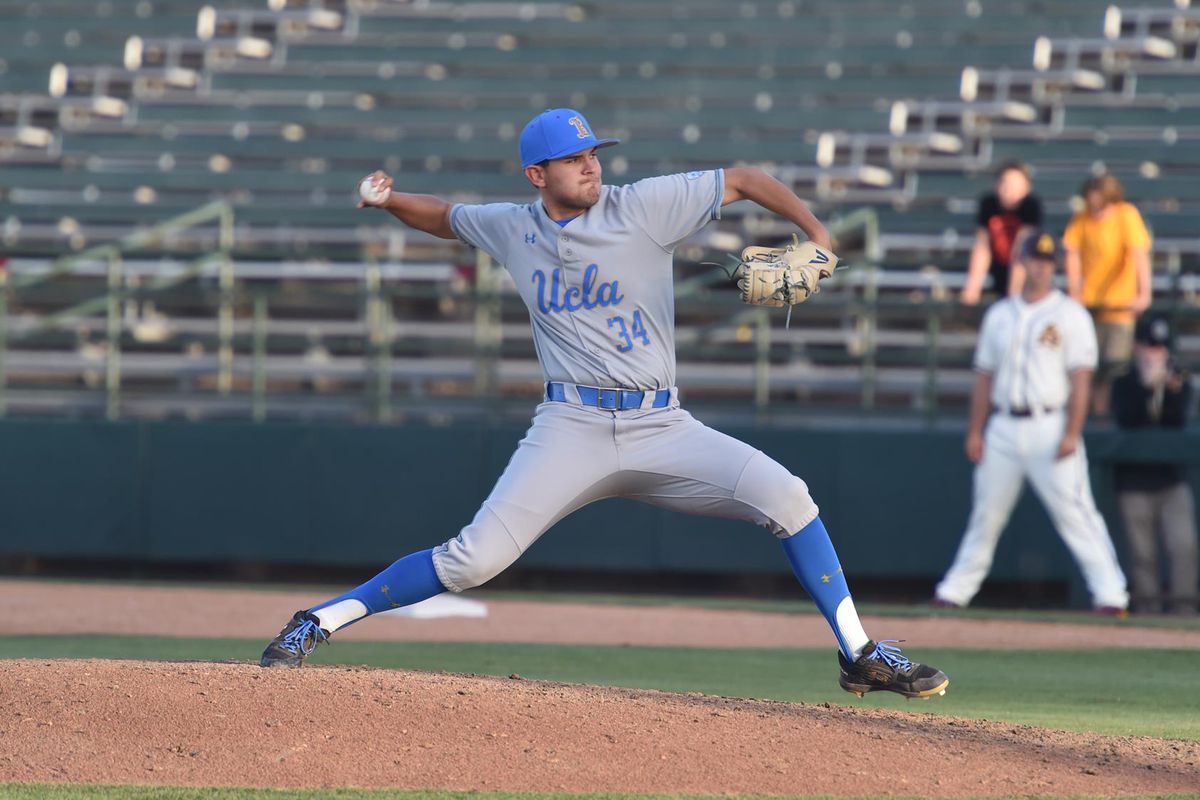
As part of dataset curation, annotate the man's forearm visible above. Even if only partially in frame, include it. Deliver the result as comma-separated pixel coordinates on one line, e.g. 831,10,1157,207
382,192,456,239
1134,249,1152,308
962,238,990,297
968,372,993,437
725,168,830,248
1064,251,1083,300
1065,369,1092,439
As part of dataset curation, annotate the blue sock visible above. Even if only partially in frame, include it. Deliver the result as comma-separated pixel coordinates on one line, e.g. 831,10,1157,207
309,548,446,632
780,516,869,660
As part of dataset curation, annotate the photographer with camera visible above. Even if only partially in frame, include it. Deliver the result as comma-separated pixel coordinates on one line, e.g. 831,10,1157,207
1111,315,1198,615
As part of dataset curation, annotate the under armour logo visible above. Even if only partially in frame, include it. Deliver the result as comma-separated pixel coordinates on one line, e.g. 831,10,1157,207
524,233,537,244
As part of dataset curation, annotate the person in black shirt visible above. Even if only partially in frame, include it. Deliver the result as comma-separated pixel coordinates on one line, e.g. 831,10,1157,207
1111,315,1198,615
961,161,1043,306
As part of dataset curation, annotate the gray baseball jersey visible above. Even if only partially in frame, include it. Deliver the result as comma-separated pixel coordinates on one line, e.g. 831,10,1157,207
432,169,819,595
450,170,724,389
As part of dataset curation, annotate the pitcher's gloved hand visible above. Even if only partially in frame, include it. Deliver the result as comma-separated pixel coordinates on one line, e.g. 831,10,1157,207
736,235,839,307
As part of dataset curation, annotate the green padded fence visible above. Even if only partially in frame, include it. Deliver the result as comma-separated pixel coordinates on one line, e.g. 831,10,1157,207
1,418,1195,599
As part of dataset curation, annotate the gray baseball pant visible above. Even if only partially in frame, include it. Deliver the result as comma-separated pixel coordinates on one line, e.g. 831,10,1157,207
1118,483,1199,615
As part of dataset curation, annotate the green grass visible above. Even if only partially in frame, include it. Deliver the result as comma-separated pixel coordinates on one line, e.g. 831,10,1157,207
3,635,1198,740
8,576,1200,630
1,790,1197,800
474,590,1200,629
8,576,1200,629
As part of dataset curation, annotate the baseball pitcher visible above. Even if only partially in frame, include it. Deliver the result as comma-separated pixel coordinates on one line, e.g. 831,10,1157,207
261,109,948,699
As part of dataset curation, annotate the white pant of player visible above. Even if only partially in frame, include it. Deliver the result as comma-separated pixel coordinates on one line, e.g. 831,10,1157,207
431,401,819,593
935,411,1129,609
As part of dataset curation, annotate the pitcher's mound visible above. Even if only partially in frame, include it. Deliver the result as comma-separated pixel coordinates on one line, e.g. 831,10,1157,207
2,659,1195,796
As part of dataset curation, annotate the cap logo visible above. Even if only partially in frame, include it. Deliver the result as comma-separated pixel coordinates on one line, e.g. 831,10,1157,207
1036,234,1055,255
519,108,619,168
567,116,589,139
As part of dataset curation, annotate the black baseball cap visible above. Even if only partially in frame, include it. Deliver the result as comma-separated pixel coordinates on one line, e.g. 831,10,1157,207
1135,315,1172,347
1021,230,1061,262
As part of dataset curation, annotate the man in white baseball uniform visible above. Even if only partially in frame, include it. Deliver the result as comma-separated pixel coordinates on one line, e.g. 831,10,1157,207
933,231,1130,613
259,108,949,698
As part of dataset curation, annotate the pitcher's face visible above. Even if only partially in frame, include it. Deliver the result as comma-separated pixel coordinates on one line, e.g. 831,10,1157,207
525,148,602,211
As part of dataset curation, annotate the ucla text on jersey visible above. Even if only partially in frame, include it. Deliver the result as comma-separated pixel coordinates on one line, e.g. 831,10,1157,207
533,264,623,314
449,169,724,389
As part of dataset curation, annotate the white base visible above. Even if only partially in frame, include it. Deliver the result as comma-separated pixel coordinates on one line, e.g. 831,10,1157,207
379,592,489,620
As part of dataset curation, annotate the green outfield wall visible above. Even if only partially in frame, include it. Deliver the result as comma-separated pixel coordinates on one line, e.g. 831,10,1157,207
1,418,1197,591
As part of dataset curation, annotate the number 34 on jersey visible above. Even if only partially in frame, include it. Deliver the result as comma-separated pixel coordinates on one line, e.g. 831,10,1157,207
607,309,651,353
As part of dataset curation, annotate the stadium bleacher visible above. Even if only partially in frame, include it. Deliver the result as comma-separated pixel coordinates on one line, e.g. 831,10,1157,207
1,0,1197,422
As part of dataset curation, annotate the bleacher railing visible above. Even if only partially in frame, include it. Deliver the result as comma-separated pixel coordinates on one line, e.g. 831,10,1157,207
3,200,1197,424
3,201,235,420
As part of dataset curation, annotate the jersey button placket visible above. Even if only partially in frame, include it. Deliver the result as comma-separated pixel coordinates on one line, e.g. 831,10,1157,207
554,232,603,367
1010,310,1028,412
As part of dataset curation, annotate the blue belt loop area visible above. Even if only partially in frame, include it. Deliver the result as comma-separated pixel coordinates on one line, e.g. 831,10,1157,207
546,382,671,410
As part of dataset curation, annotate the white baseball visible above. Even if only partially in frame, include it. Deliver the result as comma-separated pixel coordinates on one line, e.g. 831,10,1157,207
359,177,390,206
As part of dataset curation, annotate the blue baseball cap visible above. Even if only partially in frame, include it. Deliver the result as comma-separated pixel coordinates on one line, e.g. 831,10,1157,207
1021,230,1061,262
519,108,619,168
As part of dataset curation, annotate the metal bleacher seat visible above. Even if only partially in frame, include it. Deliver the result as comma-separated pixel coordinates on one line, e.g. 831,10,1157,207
0,122,59,161
1105,4,1200,61
5,0,1200,421
1032,33,1178,73
49,63,200,101
815,130,985,173
960,65,1114,105
888,97,1051,139
197,4,346,41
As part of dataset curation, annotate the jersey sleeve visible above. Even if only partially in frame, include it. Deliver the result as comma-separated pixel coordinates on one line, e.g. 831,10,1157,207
972,306,1003,372
621,170,725,249
1062,213,1084,252
449,202,522,262
1122,203,1152,251
1064,305,1099,371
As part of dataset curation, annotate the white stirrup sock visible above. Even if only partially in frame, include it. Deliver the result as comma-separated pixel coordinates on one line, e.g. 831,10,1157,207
835,597,871,660
311,599,368,634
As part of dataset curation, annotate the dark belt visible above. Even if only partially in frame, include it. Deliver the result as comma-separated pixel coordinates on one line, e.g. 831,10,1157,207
995,406,1061,417
546,382,671,410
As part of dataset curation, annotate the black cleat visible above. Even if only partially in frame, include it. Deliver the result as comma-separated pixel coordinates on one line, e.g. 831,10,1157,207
260,610,330,668
838,639,949,699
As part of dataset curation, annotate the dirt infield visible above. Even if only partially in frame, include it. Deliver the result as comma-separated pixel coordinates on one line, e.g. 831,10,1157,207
3,659,1198,797
4,579,1199,650
3,579,1199,796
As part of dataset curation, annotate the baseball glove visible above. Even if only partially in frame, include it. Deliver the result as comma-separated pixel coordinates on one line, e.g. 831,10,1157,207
736,235,839,307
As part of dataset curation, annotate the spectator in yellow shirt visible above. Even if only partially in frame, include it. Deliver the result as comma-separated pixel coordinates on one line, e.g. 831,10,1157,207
1063,174,1152,416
